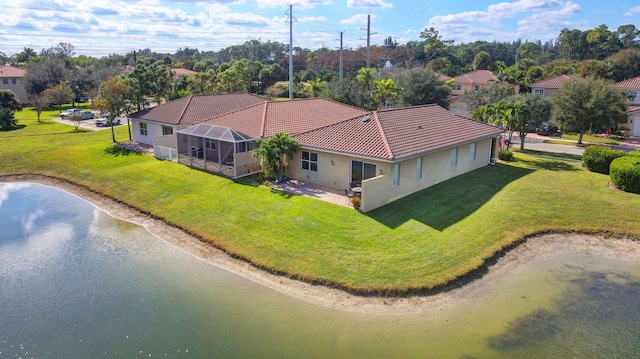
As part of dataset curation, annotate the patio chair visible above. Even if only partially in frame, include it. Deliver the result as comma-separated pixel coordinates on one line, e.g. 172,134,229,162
344,188,355,199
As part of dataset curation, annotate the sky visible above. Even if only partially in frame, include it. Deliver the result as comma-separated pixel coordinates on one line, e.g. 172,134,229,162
1,0,639,57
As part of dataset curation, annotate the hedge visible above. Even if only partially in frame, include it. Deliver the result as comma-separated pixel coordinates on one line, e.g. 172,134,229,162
610,156,640,194
582,146,625,174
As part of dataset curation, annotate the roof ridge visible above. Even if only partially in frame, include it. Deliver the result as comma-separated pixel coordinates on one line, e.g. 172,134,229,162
177,95,194,122
259,102,269,137
371,111,395,160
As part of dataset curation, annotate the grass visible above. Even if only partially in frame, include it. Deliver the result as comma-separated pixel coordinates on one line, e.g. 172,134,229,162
0,104,96,137
2,110,640,294
513,148,583,161
549,133,622,145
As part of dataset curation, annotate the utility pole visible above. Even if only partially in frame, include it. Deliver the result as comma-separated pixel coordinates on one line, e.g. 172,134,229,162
360,15,376,68
286,4,295,99
338,31,344,81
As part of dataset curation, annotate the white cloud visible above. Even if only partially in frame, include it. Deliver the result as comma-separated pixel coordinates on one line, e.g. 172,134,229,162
347,0,392,9
427,0,581,43
0,183,31,207
625,4,640,16
405,29,416,34
298,16,327,22
341,13,376,25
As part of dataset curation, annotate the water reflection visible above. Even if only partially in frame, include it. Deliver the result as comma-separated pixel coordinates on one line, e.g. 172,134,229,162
1,182,639,358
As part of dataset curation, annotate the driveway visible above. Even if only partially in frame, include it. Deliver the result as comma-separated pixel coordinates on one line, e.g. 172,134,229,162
510,133,585,156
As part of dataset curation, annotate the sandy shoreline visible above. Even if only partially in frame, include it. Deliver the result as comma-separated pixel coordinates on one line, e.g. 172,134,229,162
3,174,640,315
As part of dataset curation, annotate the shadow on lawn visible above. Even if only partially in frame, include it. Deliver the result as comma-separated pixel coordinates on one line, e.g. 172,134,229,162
367,164,534,230
512,157,581,172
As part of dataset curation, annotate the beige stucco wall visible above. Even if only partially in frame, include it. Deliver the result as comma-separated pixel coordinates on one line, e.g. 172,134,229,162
629,113,640,136
0,78,27,104
360,139,494,212
132,119,178,146
287,138,495,212
235,151,260,177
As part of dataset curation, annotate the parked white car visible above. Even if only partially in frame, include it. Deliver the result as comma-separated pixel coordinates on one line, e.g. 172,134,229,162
60,108,94,119
95,113,122,127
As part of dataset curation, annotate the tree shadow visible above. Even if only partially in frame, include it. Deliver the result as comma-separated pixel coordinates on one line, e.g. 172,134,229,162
103,146,143,157
511,157,581,172
0,124,26,132
367,164,534,230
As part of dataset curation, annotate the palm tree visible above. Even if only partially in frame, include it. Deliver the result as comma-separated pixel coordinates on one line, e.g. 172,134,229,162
372,79,401,109
253,133,300,183
307,77,325,97
357,67,377,91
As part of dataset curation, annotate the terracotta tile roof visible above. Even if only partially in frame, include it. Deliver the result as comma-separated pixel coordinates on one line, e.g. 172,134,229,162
529,74,581,89
436,72,452,81
614,77,640,89
295,104,503,161
172,68,196,78
453,70,499,85
0,65,25,78
130,93,267,125
628,104,640,113
203,98,369,138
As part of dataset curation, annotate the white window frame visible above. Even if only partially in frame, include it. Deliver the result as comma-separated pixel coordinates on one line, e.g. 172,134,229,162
455,84,462,91
302,151,318,172
205,138,216,150
450,148,458,168
473,85,480,91
470,143,477,161
392,163,400,187
162,125,173,136
534,88,544,96
139,122,148,136
630,91,638,101
416,157,422,179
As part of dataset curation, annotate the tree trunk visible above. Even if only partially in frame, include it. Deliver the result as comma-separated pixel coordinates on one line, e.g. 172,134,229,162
111,124,116,143
578,130,585,145
519,132,526,150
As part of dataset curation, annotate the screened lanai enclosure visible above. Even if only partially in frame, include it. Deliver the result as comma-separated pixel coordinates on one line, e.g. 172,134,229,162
176,124,262,178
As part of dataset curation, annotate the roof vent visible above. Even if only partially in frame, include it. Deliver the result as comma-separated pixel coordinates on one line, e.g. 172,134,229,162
362,115,370,122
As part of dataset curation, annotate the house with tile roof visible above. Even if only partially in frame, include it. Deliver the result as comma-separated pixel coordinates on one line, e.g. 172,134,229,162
128,93,268,150
448,70,504,117
528,74,581,98
174,99,502,212
0,65,27,103
614,77,640,136
171,68,197,79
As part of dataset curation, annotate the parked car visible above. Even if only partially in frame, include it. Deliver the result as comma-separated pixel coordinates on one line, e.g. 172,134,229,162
60,108,94,120
95,113,122,127
536,124,559,136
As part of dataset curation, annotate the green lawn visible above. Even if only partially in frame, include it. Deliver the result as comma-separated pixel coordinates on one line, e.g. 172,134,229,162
549,133,622,145
513,148,583,161
2,111,640,294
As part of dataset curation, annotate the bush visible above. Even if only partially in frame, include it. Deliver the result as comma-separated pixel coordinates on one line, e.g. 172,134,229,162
498,149,513,161
610,156,640,194
582,146,625,174
351,196,361,210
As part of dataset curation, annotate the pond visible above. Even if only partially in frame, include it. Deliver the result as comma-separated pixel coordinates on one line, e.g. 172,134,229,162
1,182,640,358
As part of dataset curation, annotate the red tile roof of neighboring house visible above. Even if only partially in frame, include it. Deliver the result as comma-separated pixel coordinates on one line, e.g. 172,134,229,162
453,70,499,85
172,68,197,78
203,98,369,138
295,104,503,161
529,74,581,89
130,93,268,125
0,65,25,78
436,73,452,81
628,104,640,113
614,77,640,89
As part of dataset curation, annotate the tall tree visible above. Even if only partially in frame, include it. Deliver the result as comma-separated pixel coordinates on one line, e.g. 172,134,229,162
372,78,401,109
96,77,133,142
356,67,377,91
44,82,74,113
551,77,628,144
393,67,451,108
23,57,67,95
306,77,326,97
419,27,453,63
472,51,493,70
617,24,640,50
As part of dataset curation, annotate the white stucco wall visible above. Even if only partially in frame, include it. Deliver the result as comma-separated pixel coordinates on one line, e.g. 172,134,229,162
131,119,178,146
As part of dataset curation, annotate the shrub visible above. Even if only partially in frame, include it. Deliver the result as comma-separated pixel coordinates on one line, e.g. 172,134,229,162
582,146,625,174
351,196,361,210
610,156,640,194
498,149,513,161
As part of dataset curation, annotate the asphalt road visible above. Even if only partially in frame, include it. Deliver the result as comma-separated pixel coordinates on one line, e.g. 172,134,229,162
510,133,585,156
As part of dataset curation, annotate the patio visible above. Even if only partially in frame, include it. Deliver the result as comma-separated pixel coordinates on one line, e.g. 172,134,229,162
272,179,354,208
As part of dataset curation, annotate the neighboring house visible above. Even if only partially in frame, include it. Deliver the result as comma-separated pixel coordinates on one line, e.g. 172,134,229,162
128,93,268,154
173,99,502,212
528,74,581,98
449,70,502,117
614,77,640,136
0,65,27,104
171,68,196,79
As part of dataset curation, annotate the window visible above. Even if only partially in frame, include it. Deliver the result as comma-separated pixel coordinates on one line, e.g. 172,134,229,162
534,88,544,96
392,164,400,187
205,138,216,150
470,143,477,161
351,161,376,182
162,126,173,135
630,91,638,101
236,142,247,153
11,79,16,84
474,85,480,91
450,148,458,167
139,122,148,136
2,79,7,85
302,151,318,171
416,157,423,179
455,84,462,91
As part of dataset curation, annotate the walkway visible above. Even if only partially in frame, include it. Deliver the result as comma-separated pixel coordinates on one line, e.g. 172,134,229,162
272,179,353,208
